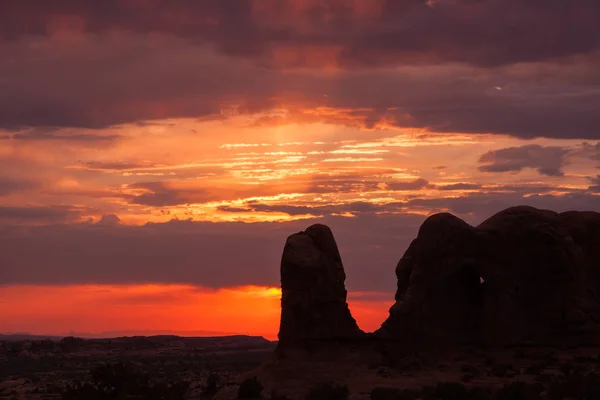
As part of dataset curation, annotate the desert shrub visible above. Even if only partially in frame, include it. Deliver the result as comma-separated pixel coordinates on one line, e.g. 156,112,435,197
461,364,479,375
201,373,221,398
305,382,349,400
546,372,600,400
495,381,543,400
561,362,575,375
573,355,595,363
370,386,419,400
59,362,189,400
59,336,85,353
541,352,558,363
461,364,480,382
534,372,554,384
513,348,527,359
270,389,290,400
467,386,492,400
238,377,264,399
489,364,515,378
560,361,588,376
428,382,469,400
420,382,475,400
524,362,546,375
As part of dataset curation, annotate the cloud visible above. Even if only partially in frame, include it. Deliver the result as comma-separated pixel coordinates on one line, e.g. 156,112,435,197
76,161,162,172
11,128,121,142
0,213,425,293
2,0,599,67
589,175,600,192
2,195,599,292
0,18,599,139
96,214,121,226
125,181,212,206
386,178,429,191
218,186,599,223
305,176,428,194
478,144,570,176
572,142,600,162
478,143,600,176
0,205,85,224
218,201,408,217
436,183,482,191
0,177,38,196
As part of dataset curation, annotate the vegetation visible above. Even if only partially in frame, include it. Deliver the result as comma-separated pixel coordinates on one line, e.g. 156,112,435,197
200,373,222,399
59,362,190,399
238,376,264,399
305,382,350,400
495,381,543,400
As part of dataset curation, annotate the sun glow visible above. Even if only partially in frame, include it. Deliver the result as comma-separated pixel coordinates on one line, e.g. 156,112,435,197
0,284,390,340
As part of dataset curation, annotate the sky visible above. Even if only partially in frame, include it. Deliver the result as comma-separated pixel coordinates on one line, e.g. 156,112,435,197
1,0,599,340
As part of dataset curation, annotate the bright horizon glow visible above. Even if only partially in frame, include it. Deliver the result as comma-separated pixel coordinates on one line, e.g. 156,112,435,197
0,284,393,341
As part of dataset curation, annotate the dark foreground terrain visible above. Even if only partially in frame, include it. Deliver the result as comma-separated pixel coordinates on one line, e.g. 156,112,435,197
242,345,600,399
0,335,275,399
6,336,600,399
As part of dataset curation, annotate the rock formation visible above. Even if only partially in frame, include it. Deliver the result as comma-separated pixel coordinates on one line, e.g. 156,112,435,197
277,224,364,350
277,206,600,353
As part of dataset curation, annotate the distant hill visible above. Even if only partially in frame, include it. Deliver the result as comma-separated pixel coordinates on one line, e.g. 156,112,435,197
63,329,240,338
0,334,64,341
0,333,275,348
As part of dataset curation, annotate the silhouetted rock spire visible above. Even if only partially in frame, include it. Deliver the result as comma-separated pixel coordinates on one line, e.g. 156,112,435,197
277,224,363,350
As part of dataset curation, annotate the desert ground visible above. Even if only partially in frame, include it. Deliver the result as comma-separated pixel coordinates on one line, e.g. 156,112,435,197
5,335,600,399
0,335,274,399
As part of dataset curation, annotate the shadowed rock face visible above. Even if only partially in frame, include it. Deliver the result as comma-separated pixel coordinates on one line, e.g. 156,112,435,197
377,206,600,347
277,206,600,352
277,224,363,350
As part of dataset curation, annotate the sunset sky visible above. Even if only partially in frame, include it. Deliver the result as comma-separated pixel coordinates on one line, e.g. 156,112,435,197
1,0,599,340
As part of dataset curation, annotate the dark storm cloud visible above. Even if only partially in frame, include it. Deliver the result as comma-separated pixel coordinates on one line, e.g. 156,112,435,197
479,145,570,176
2,0,599,67
1,33,600,139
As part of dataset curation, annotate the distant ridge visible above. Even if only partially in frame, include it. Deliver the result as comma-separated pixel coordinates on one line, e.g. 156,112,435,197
0,333,275,344
0,334,64,341
61,329,239,338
